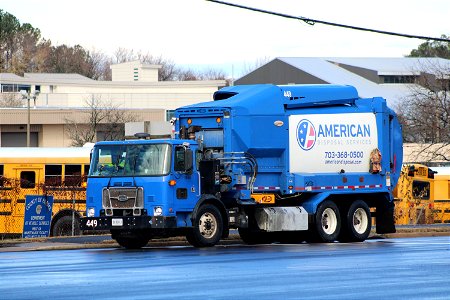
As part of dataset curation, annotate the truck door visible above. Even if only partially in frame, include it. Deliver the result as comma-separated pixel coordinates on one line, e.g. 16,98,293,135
173,146,200,211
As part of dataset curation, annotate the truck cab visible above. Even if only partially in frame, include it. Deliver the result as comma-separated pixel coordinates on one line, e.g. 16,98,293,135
82,139,222,248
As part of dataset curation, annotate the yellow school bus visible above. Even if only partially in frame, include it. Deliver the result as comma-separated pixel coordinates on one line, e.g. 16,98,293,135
433,174,450,224
0,146,91,238
393,164,435,225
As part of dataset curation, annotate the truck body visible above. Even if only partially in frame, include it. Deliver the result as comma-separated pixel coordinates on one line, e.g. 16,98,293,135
81,84,403,248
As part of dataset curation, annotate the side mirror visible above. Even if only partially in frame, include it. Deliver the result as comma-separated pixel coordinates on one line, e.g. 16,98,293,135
184,149,193,174
174,146,193,174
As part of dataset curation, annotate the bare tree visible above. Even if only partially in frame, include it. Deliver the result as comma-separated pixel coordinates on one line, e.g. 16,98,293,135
89,49,112,80
113,48,136,64
65,95,138,146
240,56,272,76
396,59,450,162
0,93,23,107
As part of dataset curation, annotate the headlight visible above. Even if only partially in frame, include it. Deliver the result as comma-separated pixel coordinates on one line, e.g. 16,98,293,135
87,207,95,217
154,206,163,216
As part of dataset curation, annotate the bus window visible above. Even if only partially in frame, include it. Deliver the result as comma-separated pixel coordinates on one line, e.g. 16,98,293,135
65,165,82,186
21,171,36,188
0,165,4,187
412,181,430,200
45,165,62,186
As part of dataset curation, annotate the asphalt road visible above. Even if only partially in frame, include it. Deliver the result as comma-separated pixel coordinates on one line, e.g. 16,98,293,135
1,236,449,299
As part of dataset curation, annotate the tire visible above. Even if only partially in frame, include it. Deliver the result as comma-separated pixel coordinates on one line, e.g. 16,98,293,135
238,227,274,245
339,200,371,242
314,200,341,242
115,237,149,249
52,215,81,237
186,204,223,247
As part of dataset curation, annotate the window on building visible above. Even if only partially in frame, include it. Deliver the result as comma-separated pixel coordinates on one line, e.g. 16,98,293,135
381,75,416,84
166,110,175,121
45,165,62,186
18,85,31,92
20,171,36,188
1,84,14,92
65,165,82,186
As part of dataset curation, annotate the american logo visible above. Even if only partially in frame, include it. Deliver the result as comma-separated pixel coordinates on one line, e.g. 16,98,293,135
297,119,316,150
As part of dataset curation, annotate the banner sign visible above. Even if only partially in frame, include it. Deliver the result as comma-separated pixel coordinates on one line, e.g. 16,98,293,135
289,113,379,173
23,195,54,238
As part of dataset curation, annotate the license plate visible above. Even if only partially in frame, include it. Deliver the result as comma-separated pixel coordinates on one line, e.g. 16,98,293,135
112,218,123,226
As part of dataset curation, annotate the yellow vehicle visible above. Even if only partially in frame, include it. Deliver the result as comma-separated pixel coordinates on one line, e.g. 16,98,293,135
393,164,434,225
0,146,91,238
433,174,450,224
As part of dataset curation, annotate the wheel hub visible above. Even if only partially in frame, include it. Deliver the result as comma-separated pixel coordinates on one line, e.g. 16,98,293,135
199,213,217,238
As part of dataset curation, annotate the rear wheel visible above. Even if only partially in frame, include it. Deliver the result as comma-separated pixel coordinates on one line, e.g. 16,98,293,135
314,200,341,242
339,200,371,242
186,204,223,247
52,215,80,237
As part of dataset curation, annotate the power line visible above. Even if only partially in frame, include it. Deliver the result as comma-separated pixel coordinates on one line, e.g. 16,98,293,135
206,0,449,43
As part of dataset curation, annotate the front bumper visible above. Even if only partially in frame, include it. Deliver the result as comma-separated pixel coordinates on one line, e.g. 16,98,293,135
80,216,177,231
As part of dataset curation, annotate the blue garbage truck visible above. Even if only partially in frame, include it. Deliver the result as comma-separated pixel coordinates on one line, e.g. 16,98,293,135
80,84,403,248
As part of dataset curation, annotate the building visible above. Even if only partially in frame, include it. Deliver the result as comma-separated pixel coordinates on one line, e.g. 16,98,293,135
235,57,450,107
0,61,226,147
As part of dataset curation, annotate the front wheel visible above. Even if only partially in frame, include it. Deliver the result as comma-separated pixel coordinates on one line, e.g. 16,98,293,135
339,200,371,242
186,204,223,247
314,200,341,242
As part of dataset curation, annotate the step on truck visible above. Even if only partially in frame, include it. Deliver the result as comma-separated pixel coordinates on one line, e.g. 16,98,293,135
80,84,403,248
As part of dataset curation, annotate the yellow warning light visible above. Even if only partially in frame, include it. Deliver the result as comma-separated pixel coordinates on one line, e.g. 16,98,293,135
187,118,192,125
216,117,221,123
169,180,177,186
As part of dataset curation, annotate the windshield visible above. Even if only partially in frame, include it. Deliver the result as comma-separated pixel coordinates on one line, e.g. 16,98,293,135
89,144,171,177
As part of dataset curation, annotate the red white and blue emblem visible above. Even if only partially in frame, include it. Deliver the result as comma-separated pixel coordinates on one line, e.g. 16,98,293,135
297,119,316,150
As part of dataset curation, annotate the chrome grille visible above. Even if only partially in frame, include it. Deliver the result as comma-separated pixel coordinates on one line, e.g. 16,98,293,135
102,187,144,210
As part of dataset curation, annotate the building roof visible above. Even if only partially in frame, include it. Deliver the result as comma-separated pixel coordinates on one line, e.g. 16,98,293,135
0,73,25,81
237,57,450,108
23,73,94,82
326,57,450,76
275,57,418,107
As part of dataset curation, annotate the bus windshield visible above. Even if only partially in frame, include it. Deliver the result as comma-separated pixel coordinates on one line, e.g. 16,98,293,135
89,144,171,177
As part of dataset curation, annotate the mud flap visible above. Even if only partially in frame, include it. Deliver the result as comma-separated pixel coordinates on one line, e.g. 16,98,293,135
376,200,396,234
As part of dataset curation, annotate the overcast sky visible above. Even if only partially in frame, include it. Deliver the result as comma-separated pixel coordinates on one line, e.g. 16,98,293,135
2,0,449,77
